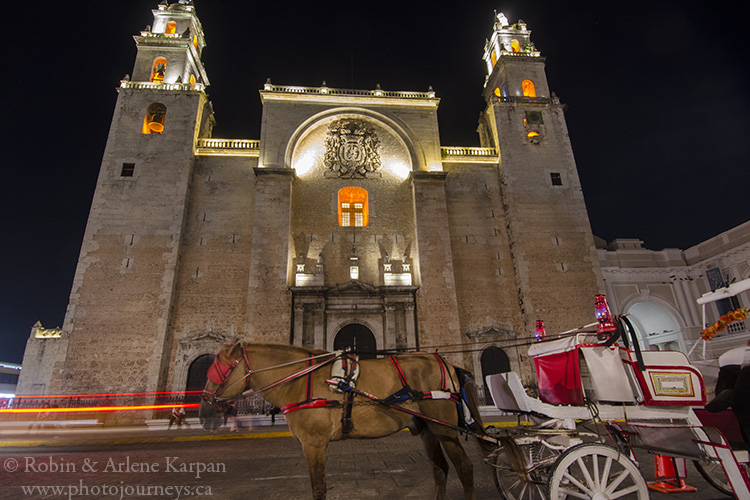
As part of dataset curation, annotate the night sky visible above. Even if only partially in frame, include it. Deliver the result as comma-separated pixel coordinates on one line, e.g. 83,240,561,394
2,1,748,365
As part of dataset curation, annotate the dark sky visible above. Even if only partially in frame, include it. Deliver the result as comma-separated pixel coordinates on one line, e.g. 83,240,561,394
1,1,748,365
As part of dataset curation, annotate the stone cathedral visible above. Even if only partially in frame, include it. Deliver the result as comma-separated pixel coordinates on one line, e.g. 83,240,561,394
19,2,603,398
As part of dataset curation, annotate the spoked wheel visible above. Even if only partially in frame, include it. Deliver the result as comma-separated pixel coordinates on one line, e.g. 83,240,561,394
694,460,733,496
548,443,648,500
494,442,560,500
694,459,750,497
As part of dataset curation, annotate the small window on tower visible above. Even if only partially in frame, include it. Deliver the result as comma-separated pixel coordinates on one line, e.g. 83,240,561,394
166,21,177,35
550,172,563,186
510,40,521,53
150,57,167,83
522,80,536,97
338,187,368,227
120,163,135,177
142,103,167,134
193,35,198,50
491,51,497,66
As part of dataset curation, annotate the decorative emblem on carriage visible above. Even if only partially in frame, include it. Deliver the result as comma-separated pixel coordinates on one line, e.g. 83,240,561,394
324,119,381,178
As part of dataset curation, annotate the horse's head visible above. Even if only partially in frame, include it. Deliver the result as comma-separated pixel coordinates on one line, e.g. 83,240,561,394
199,341,250,431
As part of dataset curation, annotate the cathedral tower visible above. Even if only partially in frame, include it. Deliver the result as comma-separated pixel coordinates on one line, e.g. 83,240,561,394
478,13,603,342
51,1,214,394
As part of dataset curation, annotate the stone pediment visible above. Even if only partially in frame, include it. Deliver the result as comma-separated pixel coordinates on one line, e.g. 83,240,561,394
329,280,378,295
466,325,515,340
179,331,234,345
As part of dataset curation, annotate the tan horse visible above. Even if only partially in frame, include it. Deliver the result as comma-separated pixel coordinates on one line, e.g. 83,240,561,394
199,342,492,499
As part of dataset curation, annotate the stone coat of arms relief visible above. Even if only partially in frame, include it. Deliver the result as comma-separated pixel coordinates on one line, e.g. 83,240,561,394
324,119,381,178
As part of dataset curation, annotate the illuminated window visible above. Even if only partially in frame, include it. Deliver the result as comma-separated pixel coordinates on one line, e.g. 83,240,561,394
150,57,167,83
142,103,167,134
193,35,198,50
166,21,177,35
338,187,368,227
510,40,520,53
491,51,497,66
522,80,536,97
189,74,196,85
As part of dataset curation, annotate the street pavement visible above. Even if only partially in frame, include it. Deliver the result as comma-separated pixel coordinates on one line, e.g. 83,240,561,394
0,423,735,499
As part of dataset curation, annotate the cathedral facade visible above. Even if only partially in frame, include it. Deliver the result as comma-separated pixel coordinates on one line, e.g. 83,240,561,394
18,3,603,398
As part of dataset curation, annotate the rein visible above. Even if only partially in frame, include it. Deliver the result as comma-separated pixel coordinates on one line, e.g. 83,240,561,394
202,347,341,411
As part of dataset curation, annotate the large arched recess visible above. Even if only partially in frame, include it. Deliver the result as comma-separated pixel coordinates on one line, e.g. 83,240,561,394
622,299,687,352
284,107,421,174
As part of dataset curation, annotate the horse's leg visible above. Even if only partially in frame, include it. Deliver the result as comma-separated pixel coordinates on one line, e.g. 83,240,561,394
436,432,475,500
300,439,329,500
419,427,450,500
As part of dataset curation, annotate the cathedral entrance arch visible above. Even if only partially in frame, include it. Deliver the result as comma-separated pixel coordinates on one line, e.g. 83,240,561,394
185,354,215,392
334,324,377,360
480,346,510,404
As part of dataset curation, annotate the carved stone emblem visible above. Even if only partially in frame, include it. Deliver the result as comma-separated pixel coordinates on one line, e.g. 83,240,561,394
324,119,381,178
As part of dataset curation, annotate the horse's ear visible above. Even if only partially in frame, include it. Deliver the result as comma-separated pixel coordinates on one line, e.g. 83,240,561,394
222,340,242,357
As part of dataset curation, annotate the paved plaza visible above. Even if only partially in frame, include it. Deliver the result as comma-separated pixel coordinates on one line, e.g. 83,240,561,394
0,424,735,499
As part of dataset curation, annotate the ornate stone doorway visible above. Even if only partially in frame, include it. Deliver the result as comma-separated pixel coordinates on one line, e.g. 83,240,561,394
334,323,377,360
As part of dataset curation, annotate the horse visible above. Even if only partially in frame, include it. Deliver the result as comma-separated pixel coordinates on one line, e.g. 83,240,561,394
199,341,493,499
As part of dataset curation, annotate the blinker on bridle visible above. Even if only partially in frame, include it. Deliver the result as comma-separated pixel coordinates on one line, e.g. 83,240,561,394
201,345,252,412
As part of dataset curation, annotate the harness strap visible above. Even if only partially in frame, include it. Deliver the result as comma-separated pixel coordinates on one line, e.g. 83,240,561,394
388,355,409,386
281,398,340,415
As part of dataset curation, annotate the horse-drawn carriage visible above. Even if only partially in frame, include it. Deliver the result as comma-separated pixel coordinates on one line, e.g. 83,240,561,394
199,292,750,500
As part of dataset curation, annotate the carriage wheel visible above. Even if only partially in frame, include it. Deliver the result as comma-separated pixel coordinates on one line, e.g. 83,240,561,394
548,443,648,500
494,442,559,500
693,459,747,497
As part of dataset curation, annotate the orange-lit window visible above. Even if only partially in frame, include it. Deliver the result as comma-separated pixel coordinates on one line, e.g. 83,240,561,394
193,35,198,50
510,40,520,53
522,80,536,97
150,58,167,83
189,74,196,85
338,187,368,227
491,51,497,66
142,103,167,135
166,21,177,35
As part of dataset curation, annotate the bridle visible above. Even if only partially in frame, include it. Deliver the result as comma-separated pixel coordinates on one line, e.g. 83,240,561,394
201,345,252,413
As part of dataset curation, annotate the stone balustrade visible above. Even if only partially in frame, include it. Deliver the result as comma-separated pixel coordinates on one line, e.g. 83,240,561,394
119,81,206,92
263,84,436,99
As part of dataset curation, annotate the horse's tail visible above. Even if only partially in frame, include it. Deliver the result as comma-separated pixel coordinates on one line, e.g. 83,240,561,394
455,367,496,455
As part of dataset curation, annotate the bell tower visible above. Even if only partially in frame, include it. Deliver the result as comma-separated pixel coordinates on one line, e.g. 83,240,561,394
131,0,209,87
52,1,215,395
478,13,603,337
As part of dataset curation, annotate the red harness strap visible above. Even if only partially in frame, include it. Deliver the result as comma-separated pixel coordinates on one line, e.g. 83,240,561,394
386,354,460,404
281,354,341,415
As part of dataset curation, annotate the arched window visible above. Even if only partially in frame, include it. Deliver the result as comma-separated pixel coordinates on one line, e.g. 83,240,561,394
338,187,368,227
491,51,497,67
150,57,167,83
510,39,520,53
165,21,177,35
522,79,536,97
193,35,198,50
142,103,167,134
